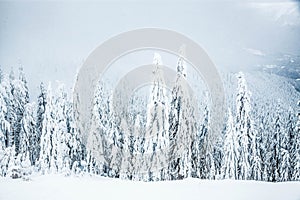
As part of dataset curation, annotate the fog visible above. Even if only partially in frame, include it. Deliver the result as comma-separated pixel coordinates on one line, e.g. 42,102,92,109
0,0,299,99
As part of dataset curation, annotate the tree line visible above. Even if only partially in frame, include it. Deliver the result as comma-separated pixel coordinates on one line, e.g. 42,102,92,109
0,58,299,182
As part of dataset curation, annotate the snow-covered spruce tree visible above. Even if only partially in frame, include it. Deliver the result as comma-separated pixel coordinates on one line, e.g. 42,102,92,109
85,150,101,175
65,101,84,175
0,67,30,177
208,153,216,180
0,133,6,176
277,108,295,182
11,67,29,155
185,95,198,178
5,146,22,178
134,118,144,180
270,102,284,182
19,103,36,176
285,109,295,181
124,98,146,181
35,82,47,165
95,109,123,178
258,104,274,182
235,72,254,180
39,83,74,174
87,83,105,175
212,134,224,180
0,73,13,176
120,102,136,180
120,95,148,180
88,81,118,177
280,132,291,182
0,82,9,143
104,88,119,178
143,53,169,181
190,105,205,179
0,109,7,176
39,83,55,174
109,110,124,178
197,105,211,179
168,56,195,180
119,118,133,180
0,81,10,149
221,108,239,179
293,102,300,181
132,111,147,181
250,125,262,181
1,71,16,148
52,84,70,174
168,58,184,180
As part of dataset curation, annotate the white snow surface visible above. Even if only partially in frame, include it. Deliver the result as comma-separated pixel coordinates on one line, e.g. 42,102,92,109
0,175,300,200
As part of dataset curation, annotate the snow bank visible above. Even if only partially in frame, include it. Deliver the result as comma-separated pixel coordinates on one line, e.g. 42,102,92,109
0,175,300,200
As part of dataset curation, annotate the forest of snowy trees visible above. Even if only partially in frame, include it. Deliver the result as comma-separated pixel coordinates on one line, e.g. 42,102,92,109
0,56,300,182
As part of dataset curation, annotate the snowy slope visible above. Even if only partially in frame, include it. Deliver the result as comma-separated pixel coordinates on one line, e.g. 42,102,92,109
1,175,300,200
245,71,300,110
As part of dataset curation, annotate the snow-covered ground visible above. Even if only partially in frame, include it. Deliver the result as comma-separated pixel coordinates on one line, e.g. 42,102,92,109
1,175,300,200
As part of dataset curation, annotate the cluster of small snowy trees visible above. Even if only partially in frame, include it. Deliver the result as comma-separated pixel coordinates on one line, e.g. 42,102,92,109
0,67,86,179
0,58,300,182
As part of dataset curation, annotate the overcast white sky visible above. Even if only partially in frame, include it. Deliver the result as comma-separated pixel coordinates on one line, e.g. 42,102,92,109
0,0,299,99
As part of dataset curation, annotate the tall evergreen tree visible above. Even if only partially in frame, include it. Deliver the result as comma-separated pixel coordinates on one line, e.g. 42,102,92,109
11,67,29,154
197,105,211,179
293,102,300,181
1,72,15,148
235,72,252,180
36,82,47,164
39,83,55,173
19,103,36,167
88,82,117,177
144,53,169,181
221,108,239,179
270,103,283,182
260,106,273,182
250,126,262,181
53,84,69,173
168,56,194,180
65,100,84,173
0,82,10,149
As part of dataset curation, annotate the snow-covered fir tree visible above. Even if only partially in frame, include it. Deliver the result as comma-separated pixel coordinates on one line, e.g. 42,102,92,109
39,83,80,175
250,126,262,181
270,102,284,182
197,105,211,179
0,100,7,176
52,84,70,173
88,81,118,177
11,67,29,155
260,106,273,182
293,102,300,181
0,81,10,149
221,108,238,179
65,100,84,175
144,53,169,181
39,83,55,174
1,72,15,148
235,72,253,180
36,82,47,165
168,55,195,180
19,102,36,177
